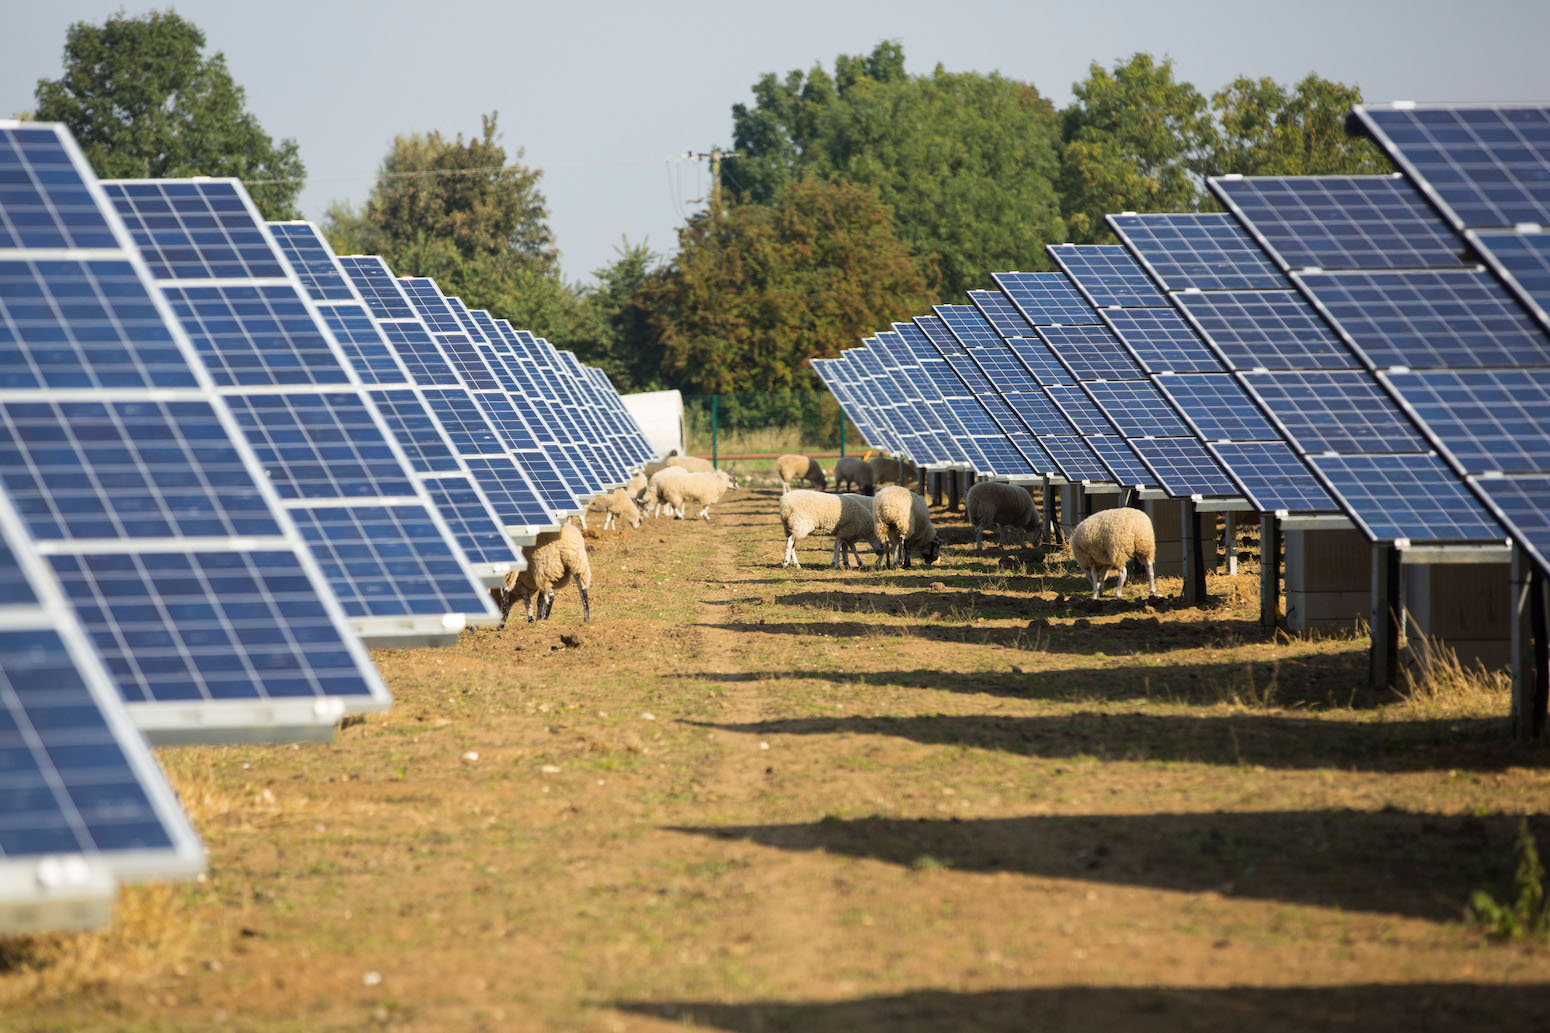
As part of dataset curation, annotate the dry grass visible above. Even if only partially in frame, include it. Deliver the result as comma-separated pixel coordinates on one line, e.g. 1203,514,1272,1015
1398,630,1513,717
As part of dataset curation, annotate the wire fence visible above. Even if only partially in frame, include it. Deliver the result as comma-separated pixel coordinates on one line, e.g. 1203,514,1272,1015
680,392,862,466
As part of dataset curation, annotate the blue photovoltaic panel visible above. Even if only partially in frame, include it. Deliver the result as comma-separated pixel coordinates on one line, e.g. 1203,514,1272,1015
1100,307,1224,374
0,127,117,250
398,278,463,335
1037,324,1145,381
378,319,459,386
1155,373,1277,441
317,302,408,385
1240,370,1427,455
1380,368,1550,475
899,324,1036,476
337,256,416,321
1047,384,1113,437
967,288,1037,337
1173,290,1356,371
267,223,354,300
916,315,1051,473
223,392,415,500
288,504,489,619
992,272,1101,326
1309,452,1506,543
1048,244,1169,308
158,283,351,387
0,399,282,541
103,180,286,282
1292,268,1550,370
1109,212,1285,291
1040,435,1113,483
1208,440,1336,513
1352,105,1550,231
459,455,554,528
421,475,520,566
1474,475,1550,575
872,335,972,467
1130,437,1237,498
1087,435,1157,488
1083,380,1192,438
1467,228,1550,330
368,389,460,473
51,549,378,705
0,259,195,390
423,389,507,455
1212,174,1470,272
1004,337,1076,386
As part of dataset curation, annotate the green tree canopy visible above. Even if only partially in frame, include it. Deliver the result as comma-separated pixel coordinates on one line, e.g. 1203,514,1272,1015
645,177,933,398
1203,73,1391,177
34,10,305,220
571,241,666,393
725,41,1066,297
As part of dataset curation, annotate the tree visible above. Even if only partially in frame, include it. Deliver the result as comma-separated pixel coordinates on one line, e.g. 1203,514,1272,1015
570,241,666,393
34,11,305,219
1059,53,1215,242
724,41,1066,297
1203,74,1391,178
645,177,933,400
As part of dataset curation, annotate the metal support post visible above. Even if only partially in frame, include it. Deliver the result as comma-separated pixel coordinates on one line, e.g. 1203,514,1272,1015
1369,542,1402,693
948,470,961,511
1181,499,1206,606
1224,511,1238,576
1260,514,1280,631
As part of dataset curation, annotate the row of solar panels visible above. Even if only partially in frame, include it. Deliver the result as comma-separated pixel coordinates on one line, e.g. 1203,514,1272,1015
0,121,655,931
817,103,1550,582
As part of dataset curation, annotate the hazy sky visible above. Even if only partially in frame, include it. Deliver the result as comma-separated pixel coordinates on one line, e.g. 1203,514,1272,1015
5,0,1547,283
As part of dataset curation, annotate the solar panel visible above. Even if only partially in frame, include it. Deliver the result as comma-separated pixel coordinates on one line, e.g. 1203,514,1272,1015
918,314,1051,474
1207,440,1336,513
1379,368,1550,475
1351,104,1550,231
1172,290,1357,371
222,392,416,500
1309,452,1507,543
1082,380,1192,438
1048,244,1169,308
967,288,1038,337
1047,384,1117,436
1473,474,1550,576
864,338,949,465
1292,268,1550,370
872,334,975,467
1036,324,1146,381
317,302,411,386
991,272,1100,326
0,124,389,743
902,320,1040,476
1100,307,1225,374
1239,370,1428,454
1466,228,1550,331
1129,437,1238,498
1212,174,1471,272
1154,373,1278,441
483,323,593,498
1004,337,1076,386
265,222,355,300
103,180,286,281
1108,212,1285,291
0,126,118,250
1086,435,1157,488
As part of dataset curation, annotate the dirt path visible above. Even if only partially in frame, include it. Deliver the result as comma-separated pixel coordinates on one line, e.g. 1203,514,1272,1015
6,484,1550,1032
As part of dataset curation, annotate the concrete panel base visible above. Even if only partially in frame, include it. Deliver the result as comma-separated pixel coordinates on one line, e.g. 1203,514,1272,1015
1405,562,1512,671
1284,527,1369,633
1145,500,1217,578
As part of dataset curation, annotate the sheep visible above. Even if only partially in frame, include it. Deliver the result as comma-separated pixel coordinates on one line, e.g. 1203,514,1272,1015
625,471,648,505
644,467,690,517
660,469,735,520
872,485,941,570
1070,507,1156,600
665,454,715,474
779,490,883,568
833,456,875,494
869,454,919,490
493,523,592,623
587,487,641,530
776,453,828,494
966,481,1041,552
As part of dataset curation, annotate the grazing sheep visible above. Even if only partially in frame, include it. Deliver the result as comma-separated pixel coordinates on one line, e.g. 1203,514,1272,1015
665,454,715,474
587,487,641,530
625,471,648,504
776,453,828,494
779,490,883,568
644,467,690,517
1070,507,1156,600
869,455,919,490
872,485,942,570
966,481,1041,552
660,469,735,520
493,523,592,623
833,456,875,494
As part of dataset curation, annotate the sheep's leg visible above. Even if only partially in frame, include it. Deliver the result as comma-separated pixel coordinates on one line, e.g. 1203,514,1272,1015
784,534,797,568
578,582,590,622
974,525,984,553
847,542,864,569
699,506,710,521
1089,567,1102,600
1114,565,1129,599
830,539,843,569
901,543,912,570
579,512,588,531
524,592,537,622
540,591,555,620
781,479,789,495
1146,558,1156,598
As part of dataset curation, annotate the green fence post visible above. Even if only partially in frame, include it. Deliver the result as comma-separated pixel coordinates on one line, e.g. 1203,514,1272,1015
839,412,845,458
711,394,718,469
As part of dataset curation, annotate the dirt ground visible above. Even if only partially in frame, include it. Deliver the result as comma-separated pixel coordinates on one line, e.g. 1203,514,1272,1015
6,484,1550,1032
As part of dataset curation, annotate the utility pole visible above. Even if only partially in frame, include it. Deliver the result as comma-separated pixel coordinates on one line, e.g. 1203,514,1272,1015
685,149,737,213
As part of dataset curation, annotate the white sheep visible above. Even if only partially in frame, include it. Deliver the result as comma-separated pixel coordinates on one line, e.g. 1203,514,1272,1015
661,469,735,520
587,487,641,530
779,490,882,568
775,453,828,494
494,523,592,623
869,455,919,490
665,454,715,474
833,456,875,494
872,485,941,569
644,467,690,517
966,481,1041,552
625,471,648,505
1070,507,1156,600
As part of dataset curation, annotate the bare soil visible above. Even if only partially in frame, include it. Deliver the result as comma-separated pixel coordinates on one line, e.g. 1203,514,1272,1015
6,485,1550,1032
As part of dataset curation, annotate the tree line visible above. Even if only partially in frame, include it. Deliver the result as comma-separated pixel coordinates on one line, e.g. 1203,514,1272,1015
32,15,1388,423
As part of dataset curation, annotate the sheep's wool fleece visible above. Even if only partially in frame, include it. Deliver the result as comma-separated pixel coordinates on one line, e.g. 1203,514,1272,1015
1070,508,1156,570
780,490,873,539
873,486,934,550
507,523,592,596
776,453,825,486
966,481,1038,529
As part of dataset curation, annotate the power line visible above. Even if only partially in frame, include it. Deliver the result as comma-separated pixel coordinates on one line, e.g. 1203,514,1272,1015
241,153,698,187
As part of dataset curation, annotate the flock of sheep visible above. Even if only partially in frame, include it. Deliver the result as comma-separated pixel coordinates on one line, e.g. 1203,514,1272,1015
488,449,1159,627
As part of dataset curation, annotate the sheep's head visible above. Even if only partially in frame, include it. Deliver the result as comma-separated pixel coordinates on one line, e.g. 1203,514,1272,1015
920,534,943,566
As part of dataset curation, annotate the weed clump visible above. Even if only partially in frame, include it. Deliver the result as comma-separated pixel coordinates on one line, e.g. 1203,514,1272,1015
1469,818,1550,942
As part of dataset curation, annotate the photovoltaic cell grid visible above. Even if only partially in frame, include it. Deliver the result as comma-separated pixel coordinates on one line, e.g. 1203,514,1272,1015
545,336,631,486
0,123,388,738
105,181,495,627
1130,437,1238,497
1208,440,1336,513
1005,337,1077,387
916,314,1049,475
493,326,595,501
501,326,605,498
1468,229,1550,331
1100,308,1224,374
1037,324,1145,381
854,342,928,462
898,321,1036,476
1378,368,1550,476
1172,290,1357,371
1474,475,1550,576
872,334,972,467
1152,374,1277,442
967,289,1037,337
1108,212,1285,291
1210,174,1471,273
1048,244,1169,309
822,356,889,454
1082,380,1191,438
1309,453,1507,543
992,271,1101,326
